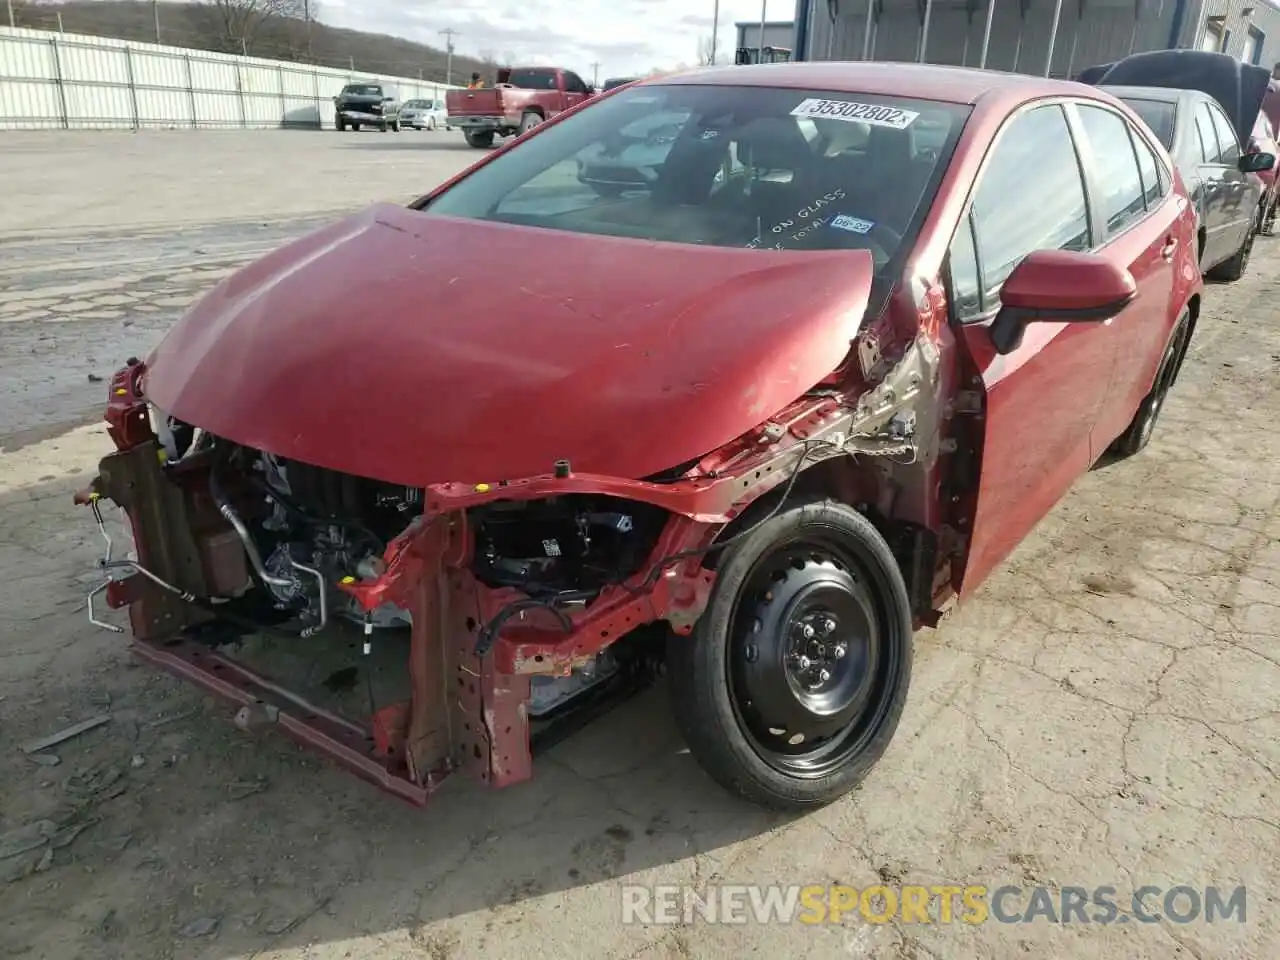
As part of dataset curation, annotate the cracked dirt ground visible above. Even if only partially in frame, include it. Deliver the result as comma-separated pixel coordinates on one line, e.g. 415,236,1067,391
1,131,1278,960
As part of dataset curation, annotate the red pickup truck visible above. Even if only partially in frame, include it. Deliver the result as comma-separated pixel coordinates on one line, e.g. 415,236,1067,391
445,66,596,148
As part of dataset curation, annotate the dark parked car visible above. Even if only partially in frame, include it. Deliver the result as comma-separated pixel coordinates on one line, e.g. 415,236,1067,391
1078,50,1275,281
602,77,639,92
334,82,402,132
82,62,1208,812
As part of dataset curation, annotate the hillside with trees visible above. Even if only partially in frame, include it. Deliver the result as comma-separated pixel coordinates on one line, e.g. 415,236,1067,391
5,1,493,85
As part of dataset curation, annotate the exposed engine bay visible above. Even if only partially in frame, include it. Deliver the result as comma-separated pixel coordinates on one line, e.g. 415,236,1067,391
145,417,672,720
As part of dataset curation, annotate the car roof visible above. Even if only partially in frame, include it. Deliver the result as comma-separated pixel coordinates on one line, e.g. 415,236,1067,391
1096,85,1194,104
651,61,1099,107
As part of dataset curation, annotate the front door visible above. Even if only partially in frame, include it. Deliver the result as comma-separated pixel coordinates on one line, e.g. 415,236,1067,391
946,102,1121,597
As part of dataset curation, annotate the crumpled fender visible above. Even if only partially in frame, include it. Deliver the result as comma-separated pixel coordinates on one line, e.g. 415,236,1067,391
144,204,875,486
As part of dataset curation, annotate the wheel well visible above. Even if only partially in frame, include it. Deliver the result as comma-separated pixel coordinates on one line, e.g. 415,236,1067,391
1197,225,1206,262
525,107,546,118
1169,294,1200,386
702,458,937,616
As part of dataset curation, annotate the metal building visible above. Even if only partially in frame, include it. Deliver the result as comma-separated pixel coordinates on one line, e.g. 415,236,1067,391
735,19,798,61
789,0,1280,78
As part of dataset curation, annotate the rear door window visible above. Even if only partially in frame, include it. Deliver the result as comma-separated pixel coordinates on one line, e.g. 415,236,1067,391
1130,124,1169,207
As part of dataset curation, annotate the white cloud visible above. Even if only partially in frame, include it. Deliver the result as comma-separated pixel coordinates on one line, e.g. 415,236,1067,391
316,0,793,80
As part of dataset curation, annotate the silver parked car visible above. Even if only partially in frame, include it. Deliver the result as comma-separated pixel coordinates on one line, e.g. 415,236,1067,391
401,98,450,131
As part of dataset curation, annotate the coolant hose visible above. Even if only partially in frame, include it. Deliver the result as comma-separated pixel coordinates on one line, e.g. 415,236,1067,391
207,469,294,588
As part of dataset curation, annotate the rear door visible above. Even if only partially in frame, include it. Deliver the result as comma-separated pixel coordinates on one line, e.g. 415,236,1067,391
946,102,1119,596
1193,97,1241,264
1068,101,1183,446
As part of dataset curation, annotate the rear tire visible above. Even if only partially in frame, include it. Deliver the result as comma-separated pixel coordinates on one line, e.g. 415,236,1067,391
668,498,913,811
1208,221,1254,282
519,111,542,134
1109,310,1190,460
464,130,495,148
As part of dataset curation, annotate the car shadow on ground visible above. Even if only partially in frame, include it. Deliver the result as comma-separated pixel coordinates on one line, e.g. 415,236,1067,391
338,137,483,154
0,468,787,957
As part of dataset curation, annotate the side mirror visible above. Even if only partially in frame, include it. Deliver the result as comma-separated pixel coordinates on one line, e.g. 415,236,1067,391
1239,151,1275,173
988,249,1137,355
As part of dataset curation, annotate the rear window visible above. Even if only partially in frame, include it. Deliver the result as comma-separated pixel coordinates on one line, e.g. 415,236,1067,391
405,100,428,109
424,84,970,274
1120,97,1176,149
507,69,559,90
343,84,382,97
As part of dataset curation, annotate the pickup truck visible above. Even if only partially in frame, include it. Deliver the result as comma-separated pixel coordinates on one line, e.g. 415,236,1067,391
445,66,595,148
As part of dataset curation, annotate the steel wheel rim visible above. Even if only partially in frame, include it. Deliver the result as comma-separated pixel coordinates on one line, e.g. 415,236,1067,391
725,531,904,779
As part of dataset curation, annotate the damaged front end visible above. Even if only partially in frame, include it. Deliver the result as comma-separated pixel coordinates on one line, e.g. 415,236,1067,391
76,333,940,804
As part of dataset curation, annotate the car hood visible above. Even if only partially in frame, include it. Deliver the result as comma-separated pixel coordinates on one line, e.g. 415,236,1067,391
143,204,875,487
1078,50,1269,147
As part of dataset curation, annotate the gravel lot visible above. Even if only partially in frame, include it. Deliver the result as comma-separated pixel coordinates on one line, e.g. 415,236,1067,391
1,130,1278,960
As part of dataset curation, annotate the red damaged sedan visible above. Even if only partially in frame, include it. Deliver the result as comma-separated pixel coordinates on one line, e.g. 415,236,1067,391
79,63,1206,811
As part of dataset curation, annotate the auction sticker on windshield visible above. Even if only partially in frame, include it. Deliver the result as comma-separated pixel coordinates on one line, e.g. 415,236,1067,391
790,98,919,129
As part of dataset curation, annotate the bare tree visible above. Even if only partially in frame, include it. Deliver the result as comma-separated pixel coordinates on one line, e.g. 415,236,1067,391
697,35,723,66
202,0,305,54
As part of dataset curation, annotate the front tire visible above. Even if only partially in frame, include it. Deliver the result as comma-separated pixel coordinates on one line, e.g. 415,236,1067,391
669,498,913,811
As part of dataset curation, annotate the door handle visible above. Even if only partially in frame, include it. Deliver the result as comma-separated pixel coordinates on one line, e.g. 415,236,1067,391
1161,237,1178,261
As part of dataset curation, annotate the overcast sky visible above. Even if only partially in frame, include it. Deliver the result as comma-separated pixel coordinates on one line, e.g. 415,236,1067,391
316,0,793,80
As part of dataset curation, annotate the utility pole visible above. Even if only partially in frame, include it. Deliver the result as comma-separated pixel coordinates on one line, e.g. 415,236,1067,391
440,28,458,86
153,0,161,43
589,61,600,86
758,0,767,62
6,0,14,30
303,0,313,60
710,0,720,64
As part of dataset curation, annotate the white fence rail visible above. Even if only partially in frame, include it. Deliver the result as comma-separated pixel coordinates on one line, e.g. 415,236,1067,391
0,26,461,131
